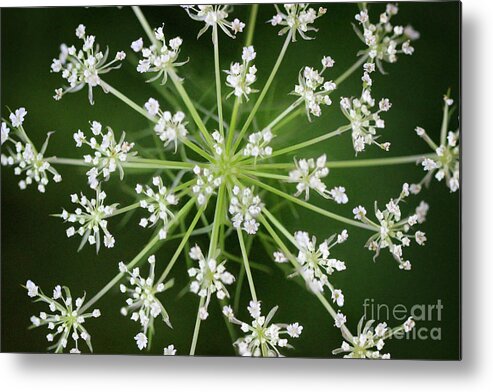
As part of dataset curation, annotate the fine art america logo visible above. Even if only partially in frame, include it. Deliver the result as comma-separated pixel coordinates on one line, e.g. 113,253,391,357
363,298,443,341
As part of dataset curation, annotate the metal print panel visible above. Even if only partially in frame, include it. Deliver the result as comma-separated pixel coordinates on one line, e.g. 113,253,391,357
0,2,461,359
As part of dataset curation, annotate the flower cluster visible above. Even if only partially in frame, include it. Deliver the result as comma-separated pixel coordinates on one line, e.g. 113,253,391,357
192,165,222,206
74,121,136,189
229,185,263,235
333,316,415,359
292,56,336,119
223,301,303,357
340,92,392,153
119,255,173,350
269,4,327,41
132,25,185,84
136,177,179,240
242,128,273,160
188,245,234,320
51,24,125,104
353,4,419,70
25,280,101,353
353,183,429,270
183,5,245,39
288,154,348,204
413,94,460,193
144,98,189,152
1,108,62,192
294,230,348,297
225,46,258,102
60,188,117,252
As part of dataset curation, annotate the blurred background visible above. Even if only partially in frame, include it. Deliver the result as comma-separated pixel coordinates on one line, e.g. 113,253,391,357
1,2,460,359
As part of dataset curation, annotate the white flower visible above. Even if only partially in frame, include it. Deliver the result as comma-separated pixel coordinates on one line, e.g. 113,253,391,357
224,302,302,357
150,102,189,152
76,122,136,189
269,4,326,41
59,188,117,252
225,46,258,102
1,113,62,192
273,251,288,263
136,177,179,240
25,282,101,353
403,317,416,332
292,60,336,120
163,344,176,355
294,231,347,293
355,184,429,268
9,107,27,127
334,312,347,328
191,165,222,206
135,25,185,84
120,255,173,349
332,289,345,307
242,128,273,159
51,27,124,104
288,155,345,203
183,5,244,39
134,333,148,351
229,186,263,235
144,98,160,117
188,245,234,319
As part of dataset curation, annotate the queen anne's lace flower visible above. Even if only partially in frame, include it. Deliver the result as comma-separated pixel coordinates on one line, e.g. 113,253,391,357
229,185,263,235
269,4,327,41
225,46,258,102
242,128,273,160
288,154,348,203
412,94,460,193
133,25,186,84
223,301,302,357
51,24,125,104
1,108,62,192
353,4,419,72
192,165,222,206
60,188,117,252
294,230,347,297
163,344,177,355
144,98,189,152
119,255,173,350
332,316,415,359
183,5,244,40
75,121,136,189
292,57,336,119
353,183,429,270
136,177,179,240
25,280,101,353
340,90,392,153
188,245,234,320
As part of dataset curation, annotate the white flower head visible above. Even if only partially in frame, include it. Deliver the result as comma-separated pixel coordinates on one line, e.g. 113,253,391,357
51,26,125,104
149,99,189,152
120,255,173,350
188,245,234,319
269,4,327,41
25,282,101,353
225,46,258,102
183,5,244,40
60,187,118,252
224,301,302,357
229,185,263,235
242,128,273,160
136,176,179,240
191,165,222,206
76,121,136,189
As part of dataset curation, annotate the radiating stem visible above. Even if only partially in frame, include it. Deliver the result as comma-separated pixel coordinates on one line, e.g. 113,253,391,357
440,97,450,146
241,174,375,231
157,203,204,284
189,295,205,355
232,31,293,154
212,25,224,138
334,54,369,86
244,4,259,47
237,228,258,302
45,157,200,171
100,80,154,121
132,6,158,47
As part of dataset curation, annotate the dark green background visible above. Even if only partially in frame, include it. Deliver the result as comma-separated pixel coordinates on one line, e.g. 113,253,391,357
1,2,460,359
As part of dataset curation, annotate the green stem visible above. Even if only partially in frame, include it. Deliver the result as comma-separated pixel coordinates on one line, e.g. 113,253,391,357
237,228,258,302
100,80,153,121
244,4,259,47
208,184,226,256
157,202,204,284
132,6,158,47
168,69,214,148
110,201,141,217
265,98,302,131
189,295,205,355
45,157,199,171
334,54,369,86
440,98,450,146
213,25,225,138
232,31,293,154
241,174,375,231
226,98,240,154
